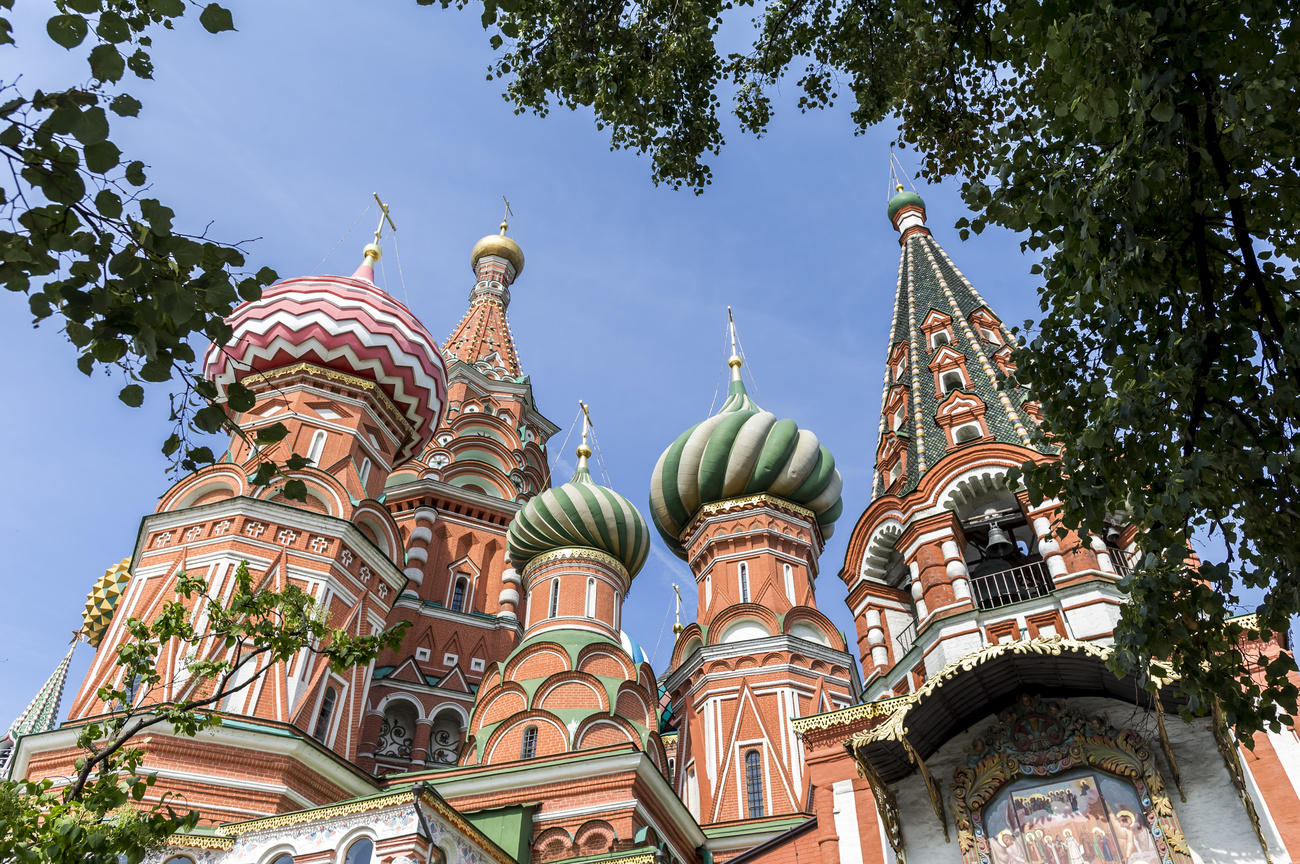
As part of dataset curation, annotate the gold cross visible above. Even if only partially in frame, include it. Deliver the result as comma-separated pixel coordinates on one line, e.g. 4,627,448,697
501,195,514,234
372,192,397,245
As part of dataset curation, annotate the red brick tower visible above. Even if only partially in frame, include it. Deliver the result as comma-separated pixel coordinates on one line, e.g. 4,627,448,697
840,187,1134,698
23,235,449,822
650,327,860,838
359,219,558,775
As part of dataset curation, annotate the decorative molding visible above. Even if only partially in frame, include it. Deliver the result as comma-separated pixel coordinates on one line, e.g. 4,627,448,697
169,834,235,850
522,546,630,582
680,494,817,544
792,696,912,736
1211,701,1273,864
240,361,416,442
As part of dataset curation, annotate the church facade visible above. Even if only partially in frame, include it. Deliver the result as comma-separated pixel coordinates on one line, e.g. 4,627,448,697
5,192,1299,864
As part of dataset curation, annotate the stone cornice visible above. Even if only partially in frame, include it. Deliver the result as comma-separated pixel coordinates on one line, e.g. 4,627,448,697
241,361,415,444
663,633,857,695
522,546,630,583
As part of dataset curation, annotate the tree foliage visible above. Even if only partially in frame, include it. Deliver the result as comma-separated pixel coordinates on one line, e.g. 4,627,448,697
0,562,407,863
431,0,1300,732
0,0,311,492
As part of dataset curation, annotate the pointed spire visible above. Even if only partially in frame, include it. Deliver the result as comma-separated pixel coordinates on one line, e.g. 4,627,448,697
1,642,75,773
872,190,1042,498
352,193,397,282
445,214,527,372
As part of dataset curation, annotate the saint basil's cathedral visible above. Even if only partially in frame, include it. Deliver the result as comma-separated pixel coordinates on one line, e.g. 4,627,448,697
4,189,1299,864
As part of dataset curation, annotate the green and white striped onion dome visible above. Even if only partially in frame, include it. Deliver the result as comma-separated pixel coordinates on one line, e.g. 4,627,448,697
649,374,843,557
507,456,650,577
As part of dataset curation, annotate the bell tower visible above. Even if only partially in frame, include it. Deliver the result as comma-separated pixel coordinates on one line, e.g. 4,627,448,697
841,187,1136,699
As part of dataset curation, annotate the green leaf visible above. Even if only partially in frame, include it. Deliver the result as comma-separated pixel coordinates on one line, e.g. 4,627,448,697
109,94,142,117
199,4,236,33
118,384,144,407
95,188,123,218
84,140,121,173
46,14,88,49
255,422,289,444
89,43,125,81
124,160,146,185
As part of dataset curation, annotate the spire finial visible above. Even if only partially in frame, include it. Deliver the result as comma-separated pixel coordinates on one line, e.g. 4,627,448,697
672,584,685,635
576,400,593,469
727,306,743,383
363,193,397,264
500,195,513,235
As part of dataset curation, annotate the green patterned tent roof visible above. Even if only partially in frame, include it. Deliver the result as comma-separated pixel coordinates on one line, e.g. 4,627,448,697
506,451,649,577
649,363,843,558
4,643,74,745
871,194,1047,497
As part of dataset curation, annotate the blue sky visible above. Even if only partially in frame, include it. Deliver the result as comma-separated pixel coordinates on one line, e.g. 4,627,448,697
2,1,1048,723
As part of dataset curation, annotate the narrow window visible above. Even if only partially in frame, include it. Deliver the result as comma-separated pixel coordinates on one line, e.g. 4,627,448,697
705,574,712,606
312,685,337,740
344,838,373,864
306,429,328,466
738,562,750,603
932,329,950,348
548,579,560,618
451,577,468,612
893,403,906,431
585,577,597,618
783,563,795,603
954,423,982,444
941,370,965,393
358,457,372,488
745,749,765,818
521,725,538,759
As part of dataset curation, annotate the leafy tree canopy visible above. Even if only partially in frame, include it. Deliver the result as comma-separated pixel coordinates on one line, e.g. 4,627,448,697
0,562,407,863
431,0,1300,733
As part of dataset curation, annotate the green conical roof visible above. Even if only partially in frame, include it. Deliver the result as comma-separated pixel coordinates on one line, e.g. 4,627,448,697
507,454,649,576
648,366,843,558
5,644,74,742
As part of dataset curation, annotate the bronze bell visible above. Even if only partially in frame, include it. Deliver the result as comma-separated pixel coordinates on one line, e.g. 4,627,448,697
984,524,1016,558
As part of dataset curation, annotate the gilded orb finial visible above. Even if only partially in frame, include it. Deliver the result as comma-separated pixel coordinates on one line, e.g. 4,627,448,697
727,306,743,381
576,400,594,470
896,182,905,194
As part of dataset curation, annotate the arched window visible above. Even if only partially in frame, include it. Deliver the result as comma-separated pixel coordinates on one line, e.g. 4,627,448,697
306,429,328,466
585,577,597,618
521,725,538,759
954,423,982,444
738,562,750,603
163,857,195,864
941,370,965,393
783,563,795,603
745,749,765,818
548,579,560,618
358,457,371,488
343,837,373,864
932,329,950,348
428,707,464,765
705,573,712,606
451,577,468,612
312,685,337,741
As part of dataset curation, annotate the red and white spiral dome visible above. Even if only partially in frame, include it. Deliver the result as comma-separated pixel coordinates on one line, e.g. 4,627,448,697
202,265,447,464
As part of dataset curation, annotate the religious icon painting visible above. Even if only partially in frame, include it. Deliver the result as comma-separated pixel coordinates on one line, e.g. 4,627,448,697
980,770,1162,864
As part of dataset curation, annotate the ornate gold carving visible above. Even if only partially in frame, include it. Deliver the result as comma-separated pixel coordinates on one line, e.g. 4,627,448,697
1211,701,1273,864
522,546,630,581
950,697,1192,864
792,695,912,736
903,735,948,841
1154,707,1185,802
852,744,906,864
170,833,235,850
681,494,817,542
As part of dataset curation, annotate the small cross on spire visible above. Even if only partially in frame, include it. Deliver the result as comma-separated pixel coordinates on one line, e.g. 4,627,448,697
500,195,514,235
362,193,397,264
577,400,594,468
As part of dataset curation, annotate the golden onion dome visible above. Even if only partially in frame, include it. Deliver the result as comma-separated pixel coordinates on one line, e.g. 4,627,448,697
82,558,131,648
471,220,525,277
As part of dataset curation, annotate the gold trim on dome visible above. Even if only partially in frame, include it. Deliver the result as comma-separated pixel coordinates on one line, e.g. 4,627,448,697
239,362,416,441
522,546,630,581
680,494,817,543
170,834,235,850
792,695,912,736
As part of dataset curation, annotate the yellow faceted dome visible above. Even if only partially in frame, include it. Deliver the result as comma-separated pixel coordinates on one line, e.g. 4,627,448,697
471,222,525,277
82,558,131,648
